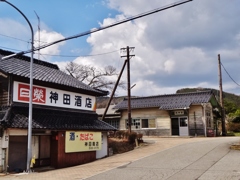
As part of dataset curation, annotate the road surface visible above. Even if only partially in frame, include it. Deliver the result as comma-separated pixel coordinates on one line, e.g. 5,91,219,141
86,137,240,180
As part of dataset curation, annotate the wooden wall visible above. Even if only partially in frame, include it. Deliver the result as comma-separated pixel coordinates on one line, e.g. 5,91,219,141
51,131,96,169
119,108,171,136
188,105,205,136
0,75,9,106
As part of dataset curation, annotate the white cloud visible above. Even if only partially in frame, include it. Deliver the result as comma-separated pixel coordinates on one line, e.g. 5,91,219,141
0,18,31,50
80,0,240,96
34,30,65,61
3,0,236,97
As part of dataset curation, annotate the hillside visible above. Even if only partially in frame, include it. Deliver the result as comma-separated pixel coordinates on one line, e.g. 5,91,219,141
176,88,240,108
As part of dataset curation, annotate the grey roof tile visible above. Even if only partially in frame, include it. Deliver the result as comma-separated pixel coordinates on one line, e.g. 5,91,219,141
0,49,105,96
3,105,116,131
114,91,217,110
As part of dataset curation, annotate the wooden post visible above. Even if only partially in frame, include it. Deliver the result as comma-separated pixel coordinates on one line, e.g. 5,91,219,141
121,46,135,133
218,54,226,136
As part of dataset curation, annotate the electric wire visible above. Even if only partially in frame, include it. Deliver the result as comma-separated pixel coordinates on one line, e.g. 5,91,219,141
36,49,119,57
0,45,20,52
0,33,48,44
221,62,240,86
2,0,192,58
0,45,119,58
0,33,29,43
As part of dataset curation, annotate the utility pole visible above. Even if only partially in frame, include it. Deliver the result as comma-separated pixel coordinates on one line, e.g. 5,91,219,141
34,11,40,61
101,60,127,121
121,46,135,133
218,54,226,136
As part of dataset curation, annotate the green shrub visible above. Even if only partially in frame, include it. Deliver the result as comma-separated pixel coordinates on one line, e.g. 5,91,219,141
227,131,235,136
228,123,240,132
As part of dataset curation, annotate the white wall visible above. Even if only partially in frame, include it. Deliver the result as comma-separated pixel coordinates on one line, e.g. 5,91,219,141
96,132,108,159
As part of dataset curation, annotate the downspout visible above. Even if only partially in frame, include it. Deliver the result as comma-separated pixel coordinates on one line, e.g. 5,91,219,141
7,76,10,106
202,103,207,137
194,111,197,137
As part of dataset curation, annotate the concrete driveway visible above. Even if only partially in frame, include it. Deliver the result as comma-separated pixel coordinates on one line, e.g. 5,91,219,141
1,136,240,180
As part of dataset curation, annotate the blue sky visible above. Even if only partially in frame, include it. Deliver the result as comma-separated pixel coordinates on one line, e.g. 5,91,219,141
0,0,118,56
1,0,240,97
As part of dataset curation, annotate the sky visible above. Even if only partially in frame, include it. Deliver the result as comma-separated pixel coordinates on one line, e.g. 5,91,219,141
0,0,240,97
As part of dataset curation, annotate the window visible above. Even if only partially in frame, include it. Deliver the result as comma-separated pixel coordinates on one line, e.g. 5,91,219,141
148,119,156,128
126,119,156,129
142,119,148,128
179,118,188,127
107,119,119,129
132,119,140,129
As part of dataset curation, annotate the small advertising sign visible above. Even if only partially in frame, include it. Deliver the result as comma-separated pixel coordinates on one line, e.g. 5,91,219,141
65,131,102,153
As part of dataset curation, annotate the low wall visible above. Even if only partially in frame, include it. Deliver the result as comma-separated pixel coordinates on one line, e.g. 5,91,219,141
133,129,170,136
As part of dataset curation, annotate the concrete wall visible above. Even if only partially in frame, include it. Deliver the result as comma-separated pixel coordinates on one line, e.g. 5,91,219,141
96,132,108,159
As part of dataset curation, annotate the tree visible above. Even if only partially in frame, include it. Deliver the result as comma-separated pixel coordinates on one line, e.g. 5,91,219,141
224,99,237,115
63,61,125,93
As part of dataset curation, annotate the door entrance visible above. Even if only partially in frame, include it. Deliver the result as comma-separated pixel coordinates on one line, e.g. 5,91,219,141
8,136,27,172
179,117,188,136
171,118,179,135
171,117,189,136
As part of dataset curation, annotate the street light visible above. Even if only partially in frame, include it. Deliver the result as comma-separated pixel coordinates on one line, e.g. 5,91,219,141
0,0,34,172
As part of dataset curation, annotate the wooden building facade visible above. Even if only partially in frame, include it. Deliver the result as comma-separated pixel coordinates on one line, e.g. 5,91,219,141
0,49,115,173
114,91,220,137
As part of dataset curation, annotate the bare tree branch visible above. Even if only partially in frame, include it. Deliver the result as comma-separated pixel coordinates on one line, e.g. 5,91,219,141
62,61,126,94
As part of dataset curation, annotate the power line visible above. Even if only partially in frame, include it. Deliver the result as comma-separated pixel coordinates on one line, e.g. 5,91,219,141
221,62,240,86
3,0,192,59
0,45,119,58
0,33,47,44
0,45,20,51
0,33,29,43
37,49,119,57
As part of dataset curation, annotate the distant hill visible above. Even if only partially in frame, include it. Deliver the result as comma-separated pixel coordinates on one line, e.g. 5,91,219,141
176,88,240,108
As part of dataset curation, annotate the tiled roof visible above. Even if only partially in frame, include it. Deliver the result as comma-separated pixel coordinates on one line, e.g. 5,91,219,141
2,105,116,131
0,49,105,96
114,91,217,110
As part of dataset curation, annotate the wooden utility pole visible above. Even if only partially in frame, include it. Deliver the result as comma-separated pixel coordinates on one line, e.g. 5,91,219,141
121,46,135,133
218,54,226,136
101,60,127,121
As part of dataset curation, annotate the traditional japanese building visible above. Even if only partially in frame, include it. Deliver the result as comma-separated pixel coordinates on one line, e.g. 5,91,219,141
0,49,116,173
114,91,220,137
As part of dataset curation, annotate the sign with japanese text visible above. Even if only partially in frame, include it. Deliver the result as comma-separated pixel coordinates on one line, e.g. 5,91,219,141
65,131,102,153
13,81,96,111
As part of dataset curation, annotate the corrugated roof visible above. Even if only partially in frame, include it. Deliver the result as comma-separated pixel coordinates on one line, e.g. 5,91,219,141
114,91,216,110
3,105,116,131
0,49,105,96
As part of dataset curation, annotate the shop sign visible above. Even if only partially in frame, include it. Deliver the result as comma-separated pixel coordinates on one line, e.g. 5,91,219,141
65,131,102,153
174,110,184,115
13,81,96,111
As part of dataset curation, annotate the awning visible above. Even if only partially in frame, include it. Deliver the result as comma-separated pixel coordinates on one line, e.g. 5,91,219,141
1,104,116,131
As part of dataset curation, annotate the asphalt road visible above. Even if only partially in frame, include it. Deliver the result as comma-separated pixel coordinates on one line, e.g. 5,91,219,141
86,137,240,180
